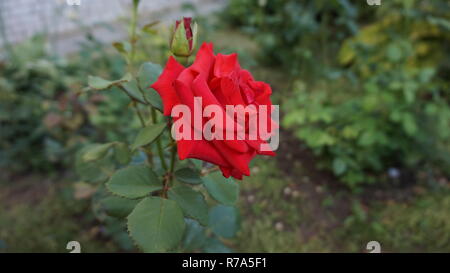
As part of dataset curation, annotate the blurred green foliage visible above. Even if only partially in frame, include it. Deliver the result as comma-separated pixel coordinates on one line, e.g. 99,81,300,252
224,0,450,188
223,0,371,77
0,30,136,174
0,36,83,173
283,0,450,188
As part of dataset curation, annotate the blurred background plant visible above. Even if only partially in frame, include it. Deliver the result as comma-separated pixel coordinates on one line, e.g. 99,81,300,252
0,0,449,253
281,0,450,188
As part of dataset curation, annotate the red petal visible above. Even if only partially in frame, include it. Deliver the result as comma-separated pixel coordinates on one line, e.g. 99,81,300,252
214,53,240,78
190,42,215,78
151,56,185,116
177,139,230,168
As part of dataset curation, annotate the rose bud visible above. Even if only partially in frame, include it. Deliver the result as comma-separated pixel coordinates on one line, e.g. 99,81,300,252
170,17,198,57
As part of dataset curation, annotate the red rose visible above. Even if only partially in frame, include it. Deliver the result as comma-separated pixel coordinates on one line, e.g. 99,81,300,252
151,42,276,179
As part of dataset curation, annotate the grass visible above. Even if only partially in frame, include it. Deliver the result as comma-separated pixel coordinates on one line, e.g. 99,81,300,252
233,158,450,252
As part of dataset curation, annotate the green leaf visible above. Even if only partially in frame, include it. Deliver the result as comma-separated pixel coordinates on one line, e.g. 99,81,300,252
168,185,208,225
114,142,131,165
106,165,162,199
132,122,166,150
122,79,147,104
82,143,113,162
138,62,162,89
75,145,114,183
100,195,140,218
203,172,239,205
174,168,202,184
332,158,347,176
88,73,132,90
183,219,207,251
138,62,163,111
127,197,185,252
145,91,163,112
208,205,239,239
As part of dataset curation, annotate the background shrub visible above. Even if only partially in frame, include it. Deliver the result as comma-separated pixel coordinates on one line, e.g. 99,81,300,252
282,0,450,188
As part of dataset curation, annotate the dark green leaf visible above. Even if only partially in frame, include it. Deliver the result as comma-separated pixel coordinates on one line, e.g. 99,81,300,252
75,145,114,183
122,79,147,104
106,165,161,199
175,167,202,185
114,142,131,165
183,219,207,251
208,205,239,239
203,172,239,205
127,197,185,252
168,185,208,225
132,122,166,150
82,143,113,162
138,62,163,111
88,73,132,90
100,195,140,218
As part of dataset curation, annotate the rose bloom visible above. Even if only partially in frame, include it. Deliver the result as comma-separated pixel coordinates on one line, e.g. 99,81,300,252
151,43,276,179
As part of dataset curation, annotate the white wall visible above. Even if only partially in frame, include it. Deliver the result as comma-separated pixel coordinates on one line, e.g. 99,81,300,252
0,0,226,53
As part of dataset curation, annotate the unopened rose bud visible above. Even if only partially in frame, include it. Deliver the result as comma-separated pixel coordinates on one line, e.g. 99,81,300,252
170,17,198,57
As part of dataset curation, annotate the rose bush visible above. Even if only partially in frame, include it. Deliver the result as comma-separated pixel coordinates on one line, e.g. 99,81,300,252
80,0,277,251
152,42,276,180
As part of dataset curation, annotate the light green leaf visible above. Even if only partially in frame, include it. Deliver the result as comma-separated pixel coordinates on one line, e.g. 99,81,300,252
174,168,202,185
100,195,140,218
106,165,161,199
168,185,208,225
203,172,239,205
127,197,185,252
208,205,239,239
88,73,132,90
82,143,114,162
132,122,166,150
